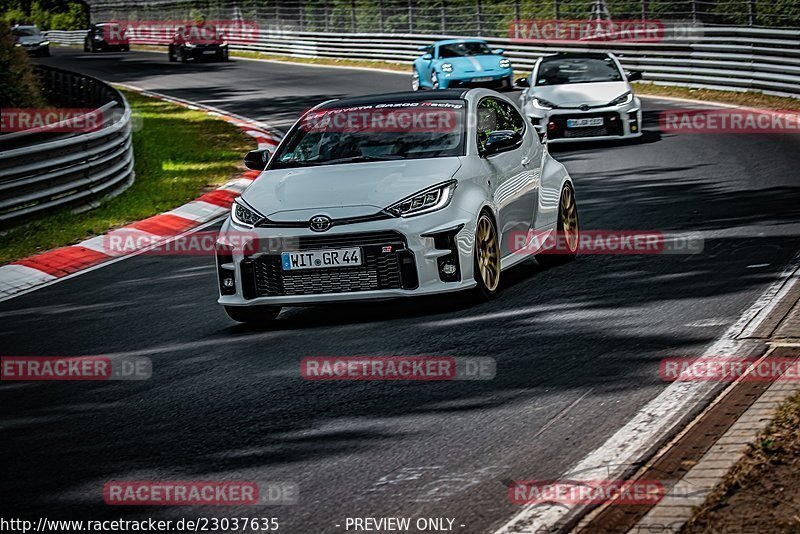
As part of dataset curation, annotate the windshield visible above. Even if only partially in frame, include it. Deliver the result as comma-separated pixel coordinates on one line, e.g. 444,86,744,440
535,57,623,86
270,100,466,170
178,24,223,43
13,27,41,37
439,41,493,58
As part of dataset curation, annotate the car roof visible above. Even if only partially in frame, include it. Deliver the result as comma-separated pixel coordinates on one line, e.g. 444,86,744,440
13,25,38,30
541,52,612,61
432,38,488,47
316,90,468,109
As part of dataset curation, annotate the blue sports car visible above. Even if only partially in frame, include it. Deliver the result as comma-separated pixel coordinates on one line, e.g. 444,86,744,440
412,39,513,91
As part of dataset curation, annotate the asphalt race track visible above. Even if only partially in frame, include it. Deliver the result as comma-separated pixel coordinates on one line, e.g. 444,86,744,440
3,48,800,532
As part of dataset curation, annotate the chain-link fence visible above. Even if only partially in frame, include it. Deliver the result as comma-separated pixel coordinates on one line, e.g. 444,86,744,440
85,0,800,34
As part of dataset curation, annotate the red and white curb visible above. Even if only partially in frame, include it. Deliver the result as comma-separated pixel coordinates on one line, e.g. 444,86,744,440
0,87,282,302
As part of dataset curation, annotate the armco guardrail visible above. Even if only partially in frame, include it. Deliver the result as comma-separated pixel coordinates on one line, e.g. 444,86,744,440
0,66,135,227
44,26,800,98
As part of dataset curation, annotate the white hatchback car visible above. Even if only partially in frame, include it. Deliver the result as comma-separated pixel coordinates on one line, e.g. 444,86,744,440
517,52,643,143
216,89,578,323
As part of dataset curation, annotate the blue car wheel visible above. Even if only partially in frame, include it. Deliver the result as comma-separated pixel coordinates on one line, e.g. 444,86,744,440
412,68,420,91
431,71,440,90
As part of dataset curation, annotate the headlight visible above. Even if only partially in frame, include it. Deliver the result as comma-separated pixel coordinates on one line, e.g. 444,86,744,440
441,63,453,73
14,43,22,47
386,180,457,217
609,91,633,106
184,42,197,49
500,58,511,69
532,97,557,110
231,199,264,228
40,41,50,46
93,35,103,40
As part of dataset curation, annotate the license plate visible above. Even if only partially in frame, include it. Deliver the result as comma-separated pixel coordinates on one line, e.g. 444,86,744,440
202,50,216,55
472,77,493,82
281,248,362,271
567,118,604,128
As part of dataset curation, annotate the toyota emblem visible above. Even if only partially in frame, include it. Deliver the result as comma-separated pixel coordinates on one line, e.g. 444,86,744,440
309,215,332,232
579,104,590,111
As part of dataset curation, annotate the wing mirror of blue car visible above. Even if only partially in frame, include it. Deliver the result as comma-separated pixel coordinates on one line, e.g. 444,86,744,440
514,77,530,88
244,149,271,171
493,48,505,55
422,53,433,60
417,45,429,51
626,70,643,82
482,130,523,157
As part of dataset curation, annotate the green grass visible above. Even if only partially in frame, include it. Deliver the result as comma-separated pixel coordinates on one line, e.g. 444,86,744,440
0,89,252,264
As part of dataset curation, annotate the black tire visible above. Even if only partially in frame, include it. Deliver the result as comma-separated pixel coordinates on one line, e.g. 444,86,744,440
180,48,189,63
84,39,92,52
431,71,440,90
536,184,579,266
224,305,281,324
42,47,50,57
473,211,501,301
411,69,421,91
121,45,130,52
168,46,177,62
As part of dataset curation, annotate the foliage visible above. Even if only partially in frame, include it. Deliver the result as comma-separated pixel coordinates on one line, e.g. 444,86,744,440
0,19,43,107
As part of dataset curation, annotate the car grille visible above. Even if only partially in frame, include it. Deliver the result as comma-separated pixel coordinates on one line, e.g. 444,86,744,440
548,112,623,140
242,231,418,298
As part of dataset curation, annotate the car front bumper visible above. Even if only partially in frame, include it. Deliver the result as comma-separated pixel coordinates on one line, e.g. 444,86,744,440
216,206,479,307
525,98,643,143
441,71,513,90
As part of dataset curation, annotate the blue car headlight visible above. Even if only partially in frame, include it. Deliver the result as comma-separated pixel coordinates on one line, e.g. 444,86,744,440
441,63,453,73
500,58,511,69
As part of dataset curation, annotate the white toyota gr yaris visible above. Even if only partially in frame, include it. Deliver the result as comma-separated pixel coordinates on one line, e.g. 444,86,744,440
216,89,579,323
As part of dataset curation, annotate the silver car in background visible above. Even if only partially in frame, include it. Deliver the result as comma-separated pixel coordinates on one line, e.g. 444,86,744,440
216,89,578,323
517,52,643,143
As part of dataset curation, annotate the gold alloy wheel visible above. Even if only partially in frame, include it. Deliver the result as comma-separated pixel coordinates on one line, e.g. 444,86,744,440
476,214,500,292
561,186,579,254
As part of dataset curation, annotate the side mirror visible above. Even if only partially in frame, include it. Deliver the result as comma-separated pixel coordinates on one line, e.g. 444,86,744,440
244,149,271,171
493,48,505,55
417,45,429,51
422,53,433,60
482,130,522,157
515,77,530,88
626,70,643,82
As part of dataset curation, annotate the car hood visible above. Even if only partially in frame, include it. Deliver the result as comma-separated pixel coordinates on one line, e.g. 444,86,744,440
441,54,507,73
530,81,630,106
241,157,462,221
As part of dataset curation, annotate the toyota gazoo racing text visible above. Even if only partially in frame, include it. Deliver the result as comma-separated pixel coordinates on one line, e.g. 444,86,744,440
517,52,644,143
216,89,578,323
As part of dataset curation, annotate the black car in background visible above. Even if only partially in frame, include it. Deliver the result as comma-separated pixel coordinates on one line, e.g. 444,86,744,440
84,23,130,52
168,23,228,63
12,25,50,56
